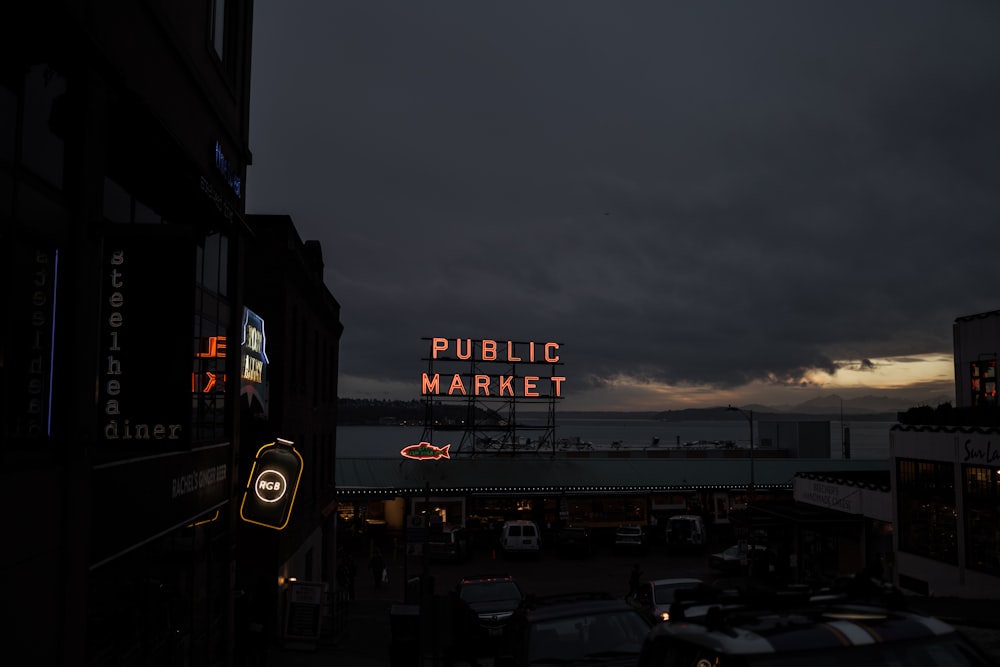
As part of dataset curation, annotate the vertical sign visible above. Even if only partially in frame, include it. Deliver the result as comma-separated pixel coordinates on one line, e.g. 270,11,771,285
240,307,269,417
240,439,303,530
98,229,194,445
5,242,58,439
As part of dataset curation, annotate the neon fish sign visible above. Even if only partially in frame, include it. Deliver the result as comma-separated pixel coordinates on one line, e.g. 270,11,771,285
400,442,451,461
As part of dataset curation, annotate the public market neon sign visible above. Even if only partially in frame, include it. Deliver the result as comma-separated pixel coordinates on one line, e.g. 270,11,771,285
421,337,566,397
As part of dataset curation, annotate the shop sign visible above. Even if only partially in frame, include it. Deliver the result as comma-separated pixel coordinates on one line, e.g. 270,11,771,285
7,243,57,439
240,439,303,530
240,308,269,416
400,441,451,461
98,230,194,445
421,337,565,398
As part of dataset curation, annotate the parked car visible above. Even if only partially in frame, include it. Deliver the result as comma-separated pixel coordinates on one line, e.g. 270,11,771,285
613,525,645,553
427,525,471,562
636,583,994,666
708,543,769,571
552,526,592,558
500,520,541,557
454,574,525,649
664,515,705,552
627,578,704,622
496,592,654,666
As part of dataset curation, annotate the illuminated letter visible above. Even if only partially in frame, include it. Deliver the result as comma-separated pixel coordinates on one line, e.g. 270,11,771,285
448,374,468,395
544,343,560,362
203,372,217,392
523,376,540,397
507,341,521,362
105,400,120,415
498,375,514,396
551,376,566,396
456,339,472,360
431,338,448,358
481,340,497,361
109,268,123,288
422,373,441,394
110,250,124,266
474,374,490,395
196,337,217,358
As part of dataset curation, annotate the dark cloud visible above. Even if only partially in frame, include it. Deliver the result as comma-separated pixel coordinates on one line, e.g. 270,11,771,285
247,1,1000,408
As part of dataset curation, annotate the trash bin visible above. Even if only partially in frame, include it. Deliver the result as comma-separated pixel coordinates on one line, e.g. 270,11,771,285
389,604,420,667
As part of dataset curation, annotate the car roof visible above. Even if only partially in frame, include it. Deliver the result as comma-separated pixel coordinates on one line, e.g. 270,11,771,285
650,604,958,654
648,578,703,586
520,593,643,623
458,573,518,585
648,583,968,657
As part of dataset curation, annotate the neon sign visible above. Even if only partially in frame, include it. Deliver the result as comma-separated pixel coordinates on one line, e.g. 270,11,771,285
400,442,451,461
240,308,269,417
214,140,242,199
421,338,566,397
240,439,303,530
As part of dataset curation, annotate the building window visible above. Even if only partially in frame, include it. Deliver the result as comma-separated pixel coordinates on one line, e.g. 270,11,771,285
964,465,1000,575
211,0,226,60
102,177,166,224
970,360,997,408
22,64,66,189
896,458,957,564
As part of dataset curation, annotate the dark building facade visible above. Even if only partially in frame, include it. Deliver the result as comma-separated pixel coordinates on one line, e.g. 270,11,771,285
238,214,343,649
2,2,254,664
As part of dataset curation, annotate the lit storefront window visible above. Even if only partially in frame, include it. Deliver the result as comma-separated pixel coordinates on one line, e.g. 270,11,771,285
964,465,1000,575
970,360,997,407
897,459,957,564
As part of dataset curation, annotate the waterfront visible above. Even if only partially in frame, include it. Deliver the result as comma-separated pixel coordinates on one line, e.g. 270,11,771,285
337,416,896,460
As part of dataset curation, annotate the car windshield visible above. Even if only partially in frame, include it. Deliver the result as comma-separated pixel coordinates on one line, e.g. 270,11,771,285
528,610,650,662
740,634,992,666
652,583,696,605
459,580,522,603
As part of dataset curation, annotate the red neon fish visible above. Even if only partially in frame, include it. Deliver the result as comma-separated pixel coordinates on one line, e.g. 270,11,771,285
400,442,451,460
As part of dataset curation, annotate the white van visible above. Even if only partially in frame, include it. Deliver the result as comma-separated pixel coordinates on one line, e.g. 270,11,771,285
665,514,706,550
499,520,541,556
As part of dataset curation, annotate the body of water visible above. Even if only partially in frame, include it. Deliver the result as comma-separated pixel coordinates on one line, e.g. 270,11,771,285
336,416,895,460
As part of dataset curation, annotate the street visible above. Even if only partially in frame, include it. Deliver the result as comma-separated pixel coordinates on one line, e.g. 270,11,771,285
273,537,1000,666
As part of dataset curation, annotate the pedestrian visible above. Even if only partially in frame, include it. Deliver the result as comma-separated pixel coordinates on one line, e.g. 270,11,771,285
628,562,642,598
345,552,357,599
336,550,357,600
370,548,386,590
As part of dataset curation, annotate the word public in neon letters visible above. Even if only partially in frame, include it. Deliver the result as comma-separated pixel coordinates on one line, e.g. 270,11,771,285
422,338,566,398
430,338,560,363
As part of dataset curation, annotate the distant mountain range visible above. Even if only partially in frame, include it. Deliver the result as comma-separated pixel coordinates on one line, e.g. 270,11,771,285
559,393,954,422
338,393,955,424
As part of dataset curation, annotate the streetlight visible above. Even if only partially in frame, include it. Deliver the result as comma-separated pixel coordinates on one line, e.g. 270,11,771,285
726,405,754,499
728,404,756,576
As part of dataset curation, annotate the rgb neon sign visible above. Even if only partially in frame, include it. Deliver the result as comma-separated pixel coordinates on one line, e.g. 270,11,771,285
240,439,303,530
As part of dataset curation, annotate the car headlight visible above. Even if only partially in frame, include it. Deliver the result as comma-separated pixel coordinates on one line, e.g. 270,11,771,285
659,611,670,622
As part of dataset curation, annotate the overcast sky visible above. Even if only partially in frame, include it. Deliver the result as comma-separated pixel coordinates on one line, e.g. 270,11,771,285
246,1,1000,411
